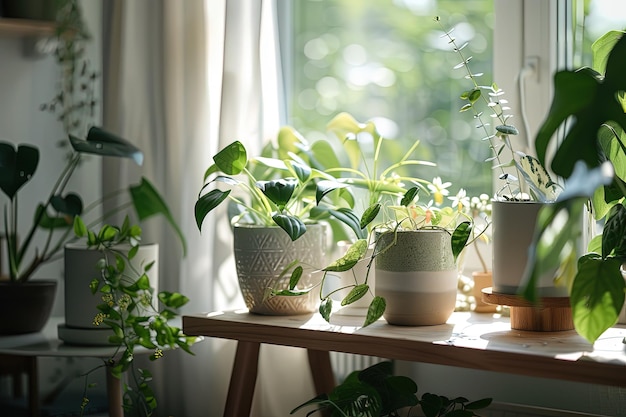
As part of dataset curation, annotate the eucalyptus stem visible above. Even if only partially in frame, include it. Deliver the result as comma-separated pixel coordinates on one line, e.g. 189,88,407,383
436,16,522,198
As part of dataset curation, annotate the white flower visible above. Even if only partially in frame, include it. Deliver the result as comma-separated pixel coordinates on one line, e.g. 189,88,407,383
427,177,452,205
449,188,470,212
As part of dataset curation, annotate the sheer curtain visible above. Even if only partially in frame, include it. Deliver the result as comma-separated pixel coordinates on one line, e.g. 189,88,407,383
102,0,316,415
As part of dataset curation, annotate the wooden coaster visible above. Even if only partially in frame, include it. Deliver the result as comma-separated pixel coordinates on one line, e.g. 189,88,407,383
482,287,574,332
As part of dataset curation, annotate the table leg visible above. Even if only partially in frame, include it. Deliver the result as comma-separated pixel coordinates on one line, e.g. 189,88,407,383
223,341,260,417
307,349,335,395
27,357,38,417
106,367,123,417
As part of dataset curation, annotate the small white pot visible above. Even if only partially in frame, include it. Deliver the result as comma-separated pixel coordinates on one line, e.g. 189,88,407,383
375,229,457,326
63,243,159,330
492,200,568,297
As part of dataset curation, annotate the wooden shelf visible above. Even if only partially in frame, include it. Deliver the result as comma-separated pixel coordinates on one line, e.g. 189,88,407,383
0,18,55,37
183,309,626,388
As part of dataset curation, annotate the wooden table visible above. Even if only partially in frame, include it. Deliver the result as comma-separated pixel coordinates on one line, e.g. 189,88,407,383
0,317,128,417
183,309,626,417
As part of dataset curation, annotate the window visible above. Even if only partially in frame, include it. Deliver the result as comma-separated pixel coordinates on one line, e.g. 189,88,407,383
280,0,626,201
283,0,495,198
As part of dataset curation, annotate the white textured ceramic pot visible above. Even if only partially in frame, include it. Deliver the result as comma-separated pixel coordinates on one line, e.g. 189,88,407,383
492,200,568,297
233,223,326,315
375,229,457,326
60,243,159,345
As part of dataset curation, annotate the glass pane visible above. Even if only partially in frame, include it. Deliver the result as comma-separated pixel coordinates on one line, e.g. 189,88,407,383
287,0,495,200
575,0,626,68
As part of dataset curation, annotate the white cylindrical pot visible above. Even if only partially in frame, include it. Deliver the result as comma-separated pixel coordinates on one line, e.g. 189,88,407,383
63,243,159,329
234,223,326,315
492,200,567,297
375,229,457,326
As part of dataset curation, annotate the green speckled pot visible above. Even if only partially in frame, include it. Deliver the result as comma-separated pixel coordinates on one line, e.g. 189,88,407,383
375,229,457,326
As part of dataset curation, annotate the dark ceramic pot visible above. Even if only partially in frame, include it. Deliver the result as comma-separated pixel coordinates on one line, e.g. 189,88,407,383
0,280,57,334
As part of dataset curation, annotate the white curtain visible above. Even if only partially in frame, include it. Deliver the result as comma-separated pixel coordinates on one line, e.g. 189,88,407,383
102,0,316,415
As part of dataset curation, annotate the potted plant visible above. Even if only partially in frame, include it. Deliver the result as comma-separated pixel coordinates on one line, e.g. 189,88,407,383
365,184,473,326
73,216,196,417
291,360,492,417
0,126,185,334
300,112,440,325
436,17,564,298
267,113,475,327
195,127,367,316
523,30,626,343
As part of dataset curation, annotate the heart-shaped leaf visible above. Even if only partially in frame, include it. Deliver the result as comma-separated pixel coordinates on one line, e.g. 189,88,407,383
50,193,83,217
0,142,39,199
213,141,248,175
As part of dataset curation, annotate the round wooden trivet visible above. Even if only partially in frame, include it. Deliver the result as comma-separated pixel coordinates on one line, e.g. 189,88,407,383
482,287,574,332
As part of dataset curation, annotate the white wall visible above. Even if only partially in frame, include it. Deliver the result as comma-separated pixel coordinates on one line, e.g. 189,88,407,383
0,1,102,317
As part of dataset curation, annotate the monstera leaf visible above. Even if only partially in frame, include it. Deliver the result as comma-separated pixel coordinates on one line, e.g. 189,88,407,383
0,143,39,199
535,31,626,178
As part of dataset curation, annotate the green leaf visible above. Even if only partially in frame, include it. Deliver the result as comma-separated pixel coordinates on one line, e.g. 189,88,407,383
97,224,119,242
325,207,366,240
33,204,72,229
319,298,332,322
324,239,368,272
465,397,493,410
363,296,385,327
451,222,471,262
158,291,190,309
536,33,626,178
73,216,88,237
49,193,83,218
517,154,558,202
213,141,247,175
401,187,419,206
495,124,519,135
289,266,303,290
360,203,381,229
570,255,625,343
69,126,143,165
130,177,187,255
272,214,306,241
0,142,39,199
602,204,626,258
316,179,349,204
286,160,311,183
195,188,231,231
341,284,369,306
89,278,99,295
257,179,297,209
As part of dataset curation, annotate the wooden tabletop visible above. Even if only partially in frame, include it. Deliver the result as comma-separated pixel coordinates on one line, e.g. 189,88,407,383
183,309,626,387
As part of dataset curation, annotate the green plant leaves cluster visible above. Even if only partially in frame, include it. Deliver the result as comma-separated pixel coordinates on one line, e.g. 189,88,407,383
0,126,186,282
524,30,626,343
75,216,196,417
438,17,558,203
291,361,491,417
